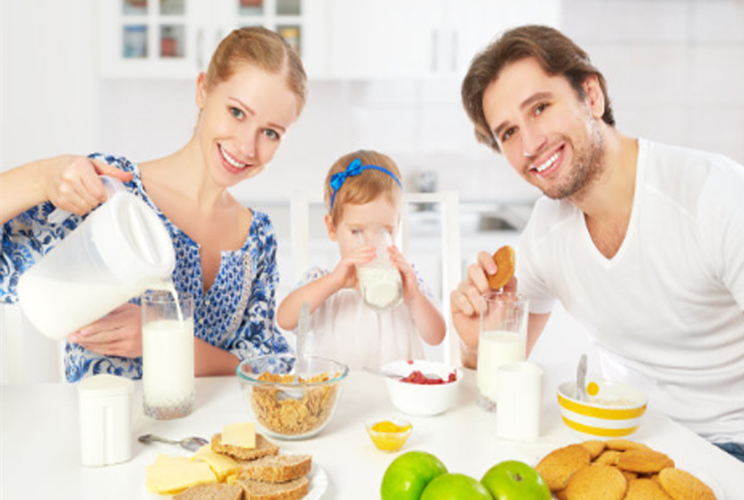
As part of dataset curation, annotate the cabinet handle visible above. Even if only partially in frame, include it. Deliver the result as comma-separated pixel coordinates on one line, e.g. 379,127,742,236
431,31,438,73
451,31,458,72
196,28,204,71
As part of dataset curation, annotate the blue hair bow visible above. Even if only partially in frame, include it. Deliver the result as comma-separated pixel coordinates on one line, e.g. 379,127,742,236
330,158,402,210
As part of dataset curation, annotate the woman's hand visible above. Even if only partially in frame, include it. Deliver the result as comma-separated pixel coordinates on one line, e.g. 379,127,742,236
68,303,143,358
44,155,133,216
387,245,419,301
328,244,375,290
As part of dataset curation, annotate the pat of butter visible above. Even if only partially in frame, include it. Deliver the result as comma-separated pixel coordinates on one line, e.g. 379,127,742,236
146,454,217,494
221,422,256,449
192,444,239,480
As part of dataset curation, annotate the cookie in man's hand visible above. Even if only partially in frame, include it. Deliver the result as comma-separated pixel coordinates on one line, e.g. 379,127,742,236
488,245,516,290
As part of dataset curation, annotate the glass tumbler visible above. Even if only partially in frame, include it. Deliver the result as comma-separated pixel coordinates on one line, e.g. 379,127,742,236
142,289,195,419
476,291,528,412
356,226,403,312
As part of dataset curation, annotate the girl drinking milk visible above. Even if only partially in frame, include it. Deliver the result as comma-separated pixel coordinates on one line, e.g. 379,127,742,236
277,150,445,369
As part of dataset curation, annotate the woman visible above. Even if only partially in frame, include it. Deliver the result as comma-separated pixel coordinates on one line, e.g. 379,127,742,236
0,27,307,382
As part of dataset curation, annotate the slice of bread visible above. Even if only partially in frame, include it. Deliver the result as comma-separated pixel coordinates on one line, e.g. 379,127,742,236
237,454,312,483
173,482,243,500
211,432,279,461
235,476,309,500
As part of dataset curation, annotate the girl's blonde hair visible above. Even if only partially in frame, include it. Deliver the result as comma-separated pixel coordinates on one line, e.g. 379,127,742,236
205,26,307,114
324,150,403,226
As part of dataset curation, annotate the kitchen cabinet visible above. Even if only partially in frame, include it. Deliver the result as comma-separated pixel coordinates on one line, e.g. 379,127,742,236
98,0,322,79
320,0,562,79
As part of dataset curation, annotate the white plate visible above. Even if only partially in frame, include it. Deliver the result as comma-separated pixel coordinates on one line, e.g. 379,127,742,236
143,457,328,499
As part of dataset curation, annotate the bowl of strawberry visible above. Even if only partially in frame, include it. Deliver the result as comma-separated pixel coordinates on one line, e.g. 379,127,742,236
380,360,462,416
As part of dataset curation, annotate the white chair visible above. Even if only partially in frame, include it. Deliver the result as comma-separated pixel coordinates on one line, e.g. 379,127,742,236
289,190,462,365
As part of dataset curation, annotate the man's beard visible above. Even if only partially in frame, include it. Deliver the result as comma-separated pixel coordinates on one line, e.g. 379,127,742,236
542,123,605,201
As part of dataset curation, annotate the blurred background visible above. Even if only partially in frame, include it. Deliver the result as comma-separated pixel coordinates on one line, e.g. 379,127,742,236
2,0,743,380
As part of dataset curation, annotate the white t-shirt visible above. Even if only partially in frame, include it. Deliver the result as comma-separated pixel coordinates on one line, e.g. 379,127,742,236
296,267,431,370
517,139,744,444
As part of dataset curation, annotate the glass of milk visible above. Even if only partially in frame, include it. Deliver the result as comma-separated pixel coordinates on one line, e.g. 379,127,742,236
476,291,528,412
141,289,195,419
356,227,403,312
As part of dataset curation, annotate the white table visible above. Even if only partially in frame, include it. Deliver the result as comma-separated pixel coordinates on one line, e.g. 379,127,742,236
2,365,742,499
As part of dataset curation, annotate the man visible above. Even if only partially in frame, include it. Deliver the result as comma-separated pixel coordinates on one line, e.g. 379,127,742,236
451,25,744,461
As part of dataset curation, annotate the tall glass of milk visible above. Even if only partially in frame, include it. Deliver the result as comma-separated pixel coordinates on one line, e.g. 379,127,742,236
356,227,403,312
476,291,528,412
142,289,194,419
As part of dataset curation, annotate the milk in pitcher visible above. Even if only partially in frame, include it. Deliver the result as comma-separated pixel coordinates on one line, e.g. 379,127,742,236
17,176,175,340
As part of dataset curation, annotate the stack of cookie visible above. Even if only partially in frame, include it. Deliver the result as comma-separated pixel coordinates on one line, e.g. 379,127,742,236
535,439,716,500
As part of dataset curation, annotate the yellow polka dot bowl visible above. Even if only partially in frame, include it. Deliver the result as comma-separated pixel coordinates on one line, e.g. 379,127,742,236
557,378,648,438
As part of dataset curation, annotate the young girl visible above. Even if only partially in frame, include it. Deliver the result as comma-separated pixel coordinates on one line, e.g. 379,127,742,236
1,27,307,381
277,150,446,369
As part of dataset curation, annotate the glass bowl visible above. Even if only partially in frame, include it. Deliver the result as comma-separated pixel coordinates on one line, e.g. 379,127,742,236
236,354,349,440
365,418,413,452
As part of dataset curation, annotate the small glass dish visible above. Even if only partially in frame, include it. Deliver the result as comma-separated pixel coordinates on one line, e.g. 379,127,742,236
365,419,413,452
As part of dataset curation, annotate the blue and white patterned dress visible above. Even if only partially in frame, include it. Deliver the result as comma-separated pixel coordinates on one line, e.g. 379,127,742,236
1,153,289,382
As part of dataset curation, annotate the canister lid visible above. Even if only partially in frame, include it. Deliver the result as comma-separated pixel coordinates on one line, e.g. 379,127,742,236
78,374,135,398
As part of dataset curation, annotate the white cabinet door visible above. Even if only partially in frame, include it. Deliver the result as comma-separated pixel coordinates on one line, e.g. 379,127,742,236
322,0,440,79
315,0,561,80
444,0,563,78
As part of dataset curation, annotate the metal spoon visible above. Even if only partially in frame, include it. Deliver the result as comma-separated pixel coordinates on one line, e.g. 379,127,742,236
138,433,208,452
277,302,311,401
363,366,440,381
576,353,588,402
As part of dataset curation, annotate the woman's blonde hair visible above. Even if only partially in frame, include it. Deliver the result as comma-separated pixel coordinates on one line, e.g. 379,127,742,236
205,26,307,114
324,150,403,226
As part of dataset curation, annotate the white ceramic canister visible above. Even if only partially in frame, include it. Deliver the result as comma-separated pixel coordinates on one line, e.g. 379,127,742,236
17,177,175,340
77,374,135,467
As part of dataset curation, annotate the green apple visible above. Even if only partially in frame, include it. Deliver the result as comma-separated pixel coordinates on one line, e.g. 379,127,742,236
481,460,551,500
380,450,448,500
420,473,493,500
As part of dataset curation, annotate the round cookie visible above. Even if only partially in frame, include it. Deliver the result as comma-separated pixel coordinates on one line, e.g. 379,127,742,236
565,464,627,500
580,440,607,460
488,246,515,290
625,478,674,500
617,449,675,474
657,468,716,500
536,444,592,491
606,439,652,452
595,450,623,466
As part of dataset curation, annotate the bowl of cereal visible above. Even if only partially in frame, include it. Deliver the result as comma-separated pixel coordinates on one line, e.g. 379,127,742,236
236,354,349,440
557,378,648,438
380,359,462,417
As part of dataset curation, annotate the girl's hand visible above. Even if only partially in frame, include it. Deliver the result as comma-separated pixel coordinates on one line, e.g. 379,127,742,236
387,245,420,301
45,155,133,216
329,244,376,290
68,303,143,358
